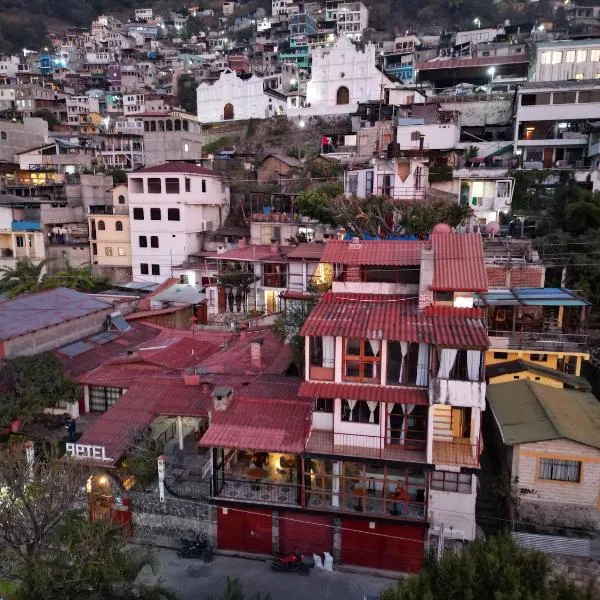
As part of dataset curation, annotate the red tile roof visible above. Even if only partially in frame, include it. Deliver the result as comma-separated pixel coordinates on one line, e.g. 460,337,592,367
431,233,488,292
200,396,311,454
287,243,326,260
134,162,218,176
216,244,293,262
299,381,428,405
300,293,488,349
321,240,422,266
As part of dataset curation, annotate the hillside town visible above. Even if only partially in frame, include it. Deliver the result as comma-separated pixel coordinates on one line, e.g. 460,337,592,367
2,1,600,598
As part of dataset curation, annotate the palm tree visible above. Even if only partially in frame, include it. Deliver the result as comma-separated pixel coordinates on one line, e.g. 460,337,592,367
44,259,108,293
0,258,51,299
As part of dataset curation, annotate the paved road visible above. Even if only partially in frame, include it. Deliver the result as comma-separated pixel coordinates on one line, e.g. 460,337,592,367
153,549,396,600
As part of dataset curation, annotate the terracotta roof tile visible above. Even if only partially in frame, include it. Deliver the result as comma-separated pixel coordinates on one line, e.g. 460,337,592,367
321,240,422,266
134,162,218,176
299,381,428,405
216,244,293,262
301,293,488,349
287,243,326,260
431,233,488,292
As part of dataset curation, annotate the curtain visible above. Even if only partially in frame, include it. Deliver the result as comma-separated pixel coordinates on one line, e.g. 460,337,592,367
332,461,341,507
416,343,429,387
398,342,408,384
346,399,357,421
437,348,458,379
368,339,380,378
322,336,335,368
386,403,395,443
467,350,481,382
539,459,553,479
366,401,378,424
400,404,416,445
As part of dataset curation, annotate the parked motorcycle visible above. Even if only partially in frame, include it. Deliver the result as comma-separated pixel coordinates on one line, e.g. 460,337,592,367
176,536,214,562
271,550,310,575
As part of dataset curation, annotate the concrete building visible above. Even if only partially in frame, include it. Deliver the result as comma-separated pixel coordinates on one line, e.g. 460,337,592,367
532,39,600,82
127,163,230,282
0,203,45,271
335,2,369,41
0,117,48,163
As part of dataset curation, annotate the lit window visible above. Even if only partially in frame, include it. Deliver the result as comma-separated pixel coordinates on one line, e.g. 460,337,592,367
105,247,113,256
184,143,189,152
118,247,126,256
540,52,552,65
576,49,587,63
592,49,600,62
551,51,562,64
576,73,585,80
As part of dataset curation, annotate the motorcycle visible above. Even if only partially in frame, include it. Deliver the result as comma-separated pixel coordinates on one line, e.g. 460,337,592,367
271,550,310,575
176,536,214,562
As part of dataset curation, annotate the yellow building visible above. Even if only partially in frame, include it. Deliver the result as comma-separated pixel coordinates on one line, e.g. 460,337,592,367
88,184,132,281
486,359,592,390
477,287,590,377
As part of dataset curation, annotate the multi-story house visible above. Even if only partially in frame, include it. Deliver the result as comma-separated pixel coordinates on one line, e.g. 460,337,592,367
531,39,600,82
88,183,132,281
127,162,230,282
335,2,369,41
66,95,101,126
123,92,146,116
0,116,48,163
198,234,489,571
0,202,46,269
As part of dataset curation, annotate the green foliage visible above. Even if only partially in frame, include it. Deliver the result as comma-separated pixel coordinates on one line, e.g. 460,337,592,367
105,167,127,184
120,430,164,491
397,198,470,238
203,136,235,154
294,184,342,226
177,73,197,114
211,576,272,600
381,535,595,600
428,165,453,183
0,352,79,426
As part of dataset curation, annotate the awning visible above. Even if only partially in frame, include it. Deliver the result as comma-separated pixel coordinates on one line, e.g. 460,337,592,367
299,381,428,405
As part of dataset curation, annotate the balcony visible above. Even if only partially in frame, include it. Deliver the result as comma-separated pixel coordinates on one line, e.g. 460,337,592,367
306,430,427,463
432,439,480,468
216,478,300,506
488,331,588,353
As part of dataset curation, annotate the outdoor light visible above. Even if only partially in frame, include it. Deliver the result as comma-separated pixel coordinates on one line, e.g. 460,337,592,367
538,24,545,31
299,120,306,128
473,18,481,28
98,476,108,486
290,77,297,85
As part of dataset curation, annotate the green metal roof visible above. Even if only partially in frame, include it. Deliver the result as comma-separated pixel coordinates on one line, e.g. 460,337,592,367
486,360,592,391
487,380,600,449
477,287,590,307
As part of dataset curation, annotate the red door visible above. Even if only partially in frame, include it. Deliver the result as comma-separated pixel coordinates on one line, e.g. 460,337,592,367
340,518,425,573
217,506,272,554
279,512,333,556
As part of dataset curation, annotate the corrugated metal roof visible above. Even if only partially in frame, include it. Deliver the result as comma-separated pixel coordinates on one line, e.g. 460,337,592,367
487,380,600,449
321,240,422,266
217,244,293,262
134,162,218,175
0,288,112,341
513,532,600,559
431,233,488,292
486,360,592,390
299,381,428,405
519,79,600,91
300,293,488,349
287,243,326,260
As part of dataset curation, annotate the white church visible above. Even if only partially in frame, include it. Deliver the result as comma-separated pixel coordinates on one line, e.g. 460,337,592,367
196,37,399,123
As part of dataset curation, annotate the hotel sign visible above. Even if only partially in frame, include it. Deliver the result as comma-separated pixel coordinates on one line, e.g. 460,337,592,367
65,443,111,461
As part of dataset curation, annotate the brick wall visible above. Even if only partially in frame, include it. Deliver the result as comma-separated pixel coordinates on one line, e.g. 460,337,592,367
516,439,600,507
345,265,361,282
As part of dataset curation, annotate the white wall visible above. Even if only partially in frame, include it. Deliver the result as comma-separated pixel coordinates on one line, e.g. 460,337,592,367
534,43,600,81
429,476,477,541
396,123,460,150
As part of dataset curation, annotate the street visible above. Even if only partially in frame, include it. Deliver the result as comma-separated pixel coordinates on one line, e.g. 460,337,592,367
152,549,396,600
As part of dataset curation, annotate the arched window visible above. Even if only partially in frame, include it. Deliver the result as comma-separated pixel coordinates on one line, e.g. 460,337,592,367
174,119,181,131
143,121,149,131
118,195,125,204
97,220,105,231
223,103,234,120
158,120,165,131
150,121,156,131
166,120,173,131
115,220,123,231
336,86,350,105
182,120,189,131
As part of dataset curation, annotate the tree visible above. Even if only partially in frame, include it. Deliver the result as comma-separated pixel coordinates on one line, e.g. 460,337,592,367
380,535,596,600
0,258,50,298
0,352,79,427
44,260,109,294
177,73,197,114
217,269,260,313
0,443,177,600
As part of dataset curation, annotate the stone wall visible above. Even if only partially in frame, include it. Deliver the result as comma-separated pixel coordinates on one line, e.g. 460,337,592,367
129,492,216,547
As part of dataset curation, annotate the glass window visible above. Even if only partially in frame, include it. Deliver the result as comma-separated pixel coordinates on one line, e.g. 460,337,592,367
147,178,162,193
140,263,149,274
118,195,125,204
540,52,552,65
431,471,472,493
139,236,147,247
150,208,161,220
341,400,379,424
168,208,180,221
539,459,581,482
576,73,585,80
552,51,562,64
185,178,191,192
201,179,207,193
150,236,159,248
165,178,180,193
97,220,105,231
133,207,144,220
315,398,333,413
577,50,587,63
592,49,600,61
151,264,160,275
104,247,113,256
89,386,122,412
118,247,126,256
115,220,123,231
566,50,576,63
343,339,381,382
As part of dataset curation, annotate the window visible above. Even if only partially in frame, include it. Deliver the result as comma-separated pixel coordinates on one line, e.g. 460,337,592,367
529,353,548,362
147,178,161,193
540,52,551,65
493,351,508,359
165,178,180,193
315,398,333,413
115,220,123,231
97,220,105,230
342,399,379,424
343,338,381,382
336,86,350,105
431,471,472,493
140,263,149,274
201,179,207,193
551,51,562,64
118,247,126,256
577,50,587,63
151,264,160,275
539,458,581,482
92,243,97,255
104,247,113,256
16,236,24,248
592,49,600,61
139,236,147,247
118,194,125,204
130,178,143,193
310,336,323,366
168,208,180,221
150,236,159,248
0,131,6,140
133,207,144,220
185,178,191,192
553,91,576,104
89,386,122,412
576,73,585,80
346,172,358,194
150,208,161,220
566,50,576,63
365,170,374,195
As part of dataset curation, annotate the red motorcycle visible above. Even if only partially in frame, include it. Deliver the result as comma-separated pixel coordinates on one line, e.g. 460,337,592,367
271,550,310,575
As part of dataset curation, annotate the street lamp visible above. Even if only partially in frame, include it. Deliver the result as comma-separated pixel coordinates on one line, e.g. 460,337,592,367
487,66,496,96
473,18,481,28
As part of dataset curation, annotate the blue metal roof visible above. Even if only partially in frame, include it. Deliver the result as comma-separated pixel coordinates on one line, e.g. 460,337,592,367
477,287,590,307
12,220,41,231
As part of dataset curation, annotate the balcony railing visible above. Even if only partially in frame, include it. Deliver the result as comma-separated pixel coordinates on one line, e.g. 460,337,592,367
306,430,427,463
262,274,288,288
216,478,300,506
488,331,588,353
432,439,480,468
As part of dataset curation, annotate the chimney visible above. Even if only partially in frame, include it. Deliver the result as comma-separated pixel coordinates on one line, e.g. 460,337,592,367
237,237,246,249
250,338,264,368
212,386,233,411
418,239,434,310
270,239,280,254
